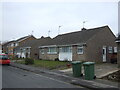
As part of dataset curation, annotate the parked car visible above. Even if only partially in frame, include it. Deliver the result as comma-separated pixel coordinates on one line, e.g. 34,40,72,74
0,54,10,65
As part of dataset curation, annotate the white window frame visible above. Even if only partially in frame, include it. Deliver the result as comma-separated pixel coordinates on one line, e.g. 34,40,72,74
40,49,45,54
77,46,84,54
59,46,72,53
11,43,14,47
13,43,16,46
47,47,57,54
26,48,30,53
108,46,113,53
15,43,18,46
21,48,26,53
114,47,117,53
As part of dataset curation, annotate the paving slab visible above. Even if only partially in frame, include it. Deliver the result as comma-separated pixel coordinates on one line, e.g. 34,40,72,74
59,63,119,79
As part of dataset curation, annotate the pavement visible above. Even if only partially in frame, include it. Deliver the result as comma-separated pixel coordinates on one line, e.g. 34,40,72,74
59,63,119,79
9,61,120,89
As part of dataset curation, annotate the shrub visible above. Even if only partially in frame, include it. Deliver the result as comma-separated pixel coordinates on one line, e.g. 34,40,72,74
25,58,34,65
55,58,59,61
64,59,68,62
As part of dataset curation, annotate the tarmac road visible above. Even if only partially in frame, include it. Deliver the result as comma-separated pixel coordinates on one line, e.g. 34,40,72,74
2,65,85,88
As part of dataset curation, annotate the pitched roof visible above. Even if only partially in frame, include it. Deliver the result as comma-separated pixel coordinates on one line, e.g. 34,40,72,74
2,40,15,46
36,37,52,46
115,35,120,43
41,25,112,46
18,37,52,48
16,35,36,42
2,35,36,47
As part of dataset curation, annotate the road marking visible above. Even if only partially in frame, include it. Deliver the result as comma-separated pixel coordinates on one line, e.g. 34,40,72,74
9,66,82,88
10,66,72,85
35,73,68,83
34,73,82,88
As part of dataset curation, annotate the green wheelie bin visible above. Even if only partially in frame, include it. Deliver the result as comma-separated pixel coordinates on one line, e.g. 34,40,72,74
71,61,83,77
83,62,96,80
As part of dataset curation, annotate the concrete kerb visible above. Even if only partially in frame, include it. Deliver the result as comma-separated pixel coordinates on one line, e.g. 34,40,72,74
10,62,119,89
70,80,119,90
97,69,120,79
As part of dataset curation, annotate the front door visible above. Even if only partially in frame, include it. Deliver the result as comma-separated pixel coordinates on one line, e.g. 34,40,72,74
102,46,107,62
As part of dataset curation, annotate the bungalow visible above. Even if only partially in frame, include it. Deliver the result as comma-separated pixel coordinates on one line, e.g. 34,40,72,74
14,37,52,59
39,26,117,63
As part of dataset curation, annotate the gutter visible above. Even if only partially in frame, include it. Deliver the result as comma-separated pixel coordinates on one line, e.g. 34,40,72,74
39,43,86,48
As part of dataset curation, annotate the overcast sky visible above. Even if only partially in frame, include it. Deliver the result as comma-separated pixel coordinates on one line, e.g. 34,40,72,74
1,0,119,42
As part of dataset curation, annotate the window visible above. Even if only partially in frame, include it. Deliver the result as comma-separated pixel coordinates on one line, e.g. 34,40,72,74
20,49,23,52
114,47,117,53
108,46,113,53
102,49,105,54
77,46,83,54
15,43,18,46
11,43,14,47
48,47,57,54
40,49,44,54
21,48,26,53
59,46,72,52
26,48,30,53
13,43,16,46
9,50,13,53
23,48,26,51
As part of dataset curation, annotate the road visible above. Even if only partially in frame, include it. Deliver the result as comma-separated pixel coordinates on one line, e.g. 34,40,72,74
2,65,83,88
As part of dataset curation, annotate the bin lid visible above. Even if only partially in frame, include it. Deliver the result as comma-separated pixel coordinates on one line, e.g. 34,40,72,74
83,62,95,65
71,61,81,64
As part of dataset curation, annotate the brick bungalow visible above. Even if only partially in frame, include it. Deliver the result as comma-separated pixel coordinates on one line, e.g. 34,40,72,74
39,26,117,63
14,36,52,59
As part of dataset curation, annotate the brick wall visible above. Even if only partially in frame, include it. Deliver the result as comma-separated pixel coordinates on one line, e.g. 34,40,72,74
19,36,36,46
72,45,86,61
117,43,120,67
39,47,58,60
85,27,117,63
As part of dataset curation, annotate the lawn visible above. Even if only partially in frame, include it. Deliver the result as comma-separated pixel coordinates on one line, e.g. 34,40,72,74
16,59,72,70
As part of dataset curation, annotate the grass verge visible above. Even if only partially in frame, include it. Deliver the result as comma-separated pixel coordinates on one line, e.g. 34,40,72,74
16,59,72,70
